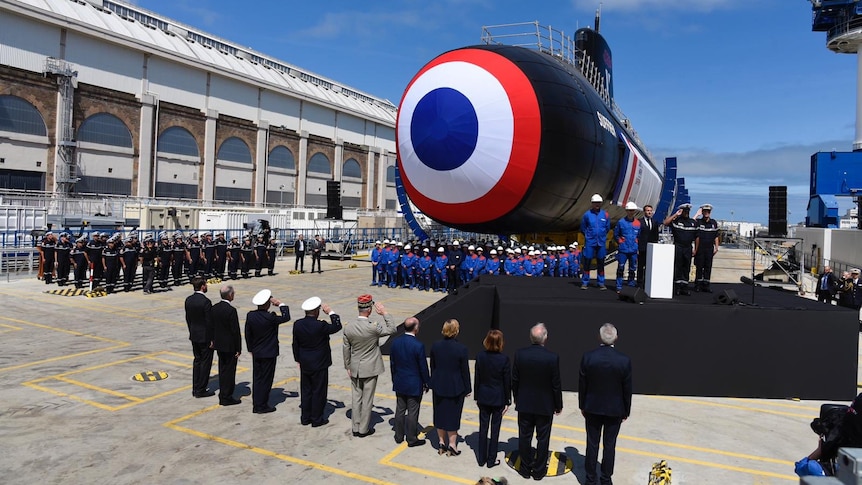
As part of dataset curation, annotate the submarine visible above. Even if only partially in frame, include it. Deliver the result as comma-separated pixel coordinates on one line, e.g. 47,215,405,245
396,21,664,234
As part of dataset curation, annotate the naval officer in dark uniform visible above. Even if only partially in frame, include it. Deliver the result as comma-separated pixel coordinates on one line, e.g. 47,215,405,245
292,296,342,427
663,203,698,296
244,288,291,413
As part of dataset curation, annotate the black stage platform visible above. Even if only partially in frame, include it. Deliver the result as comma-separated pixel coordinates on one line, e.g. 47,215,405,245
383,275,859,400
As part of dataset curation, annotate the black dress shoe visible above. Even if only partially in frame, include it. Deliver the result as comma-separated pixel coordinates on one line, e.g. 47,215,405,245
353,428,375,438
532,468,547,480
253,406,276,414
219,397,241,406
407,439,426,447
487,459,500,468
301,420,311,426
518,466,533,479
194,390,215,398
311,419,329,427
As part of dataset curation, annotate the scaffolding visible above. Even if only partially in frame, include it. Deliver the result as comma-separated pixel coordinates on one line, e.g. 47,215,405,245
43,57,79,195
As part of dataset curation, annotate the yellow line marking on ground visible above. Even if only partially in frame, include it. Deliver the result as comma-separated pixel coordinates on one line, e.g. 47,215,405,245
162,377,398,485
328,385,795,480
460,419,797,481
52,375,143,402
379,443,474,485
0,316,130,373
649,395,813,419
22,381,120,411
148,357,194,368
727,397,821,411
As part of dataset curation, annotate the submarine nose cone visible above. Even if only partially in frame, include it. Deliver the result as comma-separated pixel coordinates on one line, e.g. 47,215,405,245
397,47,540,227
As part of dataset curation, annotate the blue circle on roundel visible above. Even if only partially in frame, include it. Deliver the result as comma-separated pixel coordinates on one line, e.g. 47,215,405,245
410,88,478,171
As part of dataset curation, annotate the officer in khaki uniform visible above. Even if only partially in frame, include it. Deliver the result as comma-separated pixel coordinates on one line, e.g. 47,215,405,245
343,295,399,437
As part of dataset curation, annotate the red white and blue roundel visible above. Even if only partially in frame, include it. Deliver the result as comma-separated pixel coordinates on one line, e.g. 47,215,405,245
397,48,541,225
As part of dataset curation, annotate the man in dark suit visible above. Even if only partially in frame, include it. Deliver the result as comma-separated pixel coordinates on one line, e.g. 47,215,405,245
816,266,838,304
310,234,324,273
636,204,660,287
292,296,342,426
184,276,214,398
512,323,562,480
293,234,306,272
244,289,291,414
579,323,633,485
389,317,430,447
212,285,242,406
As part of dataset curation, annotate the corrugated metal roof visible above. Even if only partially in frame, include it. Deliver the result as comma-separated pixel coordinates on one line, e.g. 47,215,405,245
5,0,397,125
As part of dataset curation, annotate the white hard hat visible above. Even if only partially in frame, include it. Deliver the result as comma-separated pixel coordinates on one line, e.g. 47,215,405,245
625,201,638,210
375,240,382,244
437,247,444,252
490,249,497,255
404,244,411,250
541,250,547,255
383,239,390,244
573,242,579,246
497,246,504,252
468,245,475,250
452,240,460,245
515,248,522,254
528,250,536,256
591,194,603,203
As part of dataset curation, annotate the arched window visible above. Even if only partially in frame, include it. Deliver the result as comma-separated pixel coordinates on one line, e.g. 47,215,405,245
308,152,331,175
158,126,199,157
386,165,396,184
0,95,47,136
342,158,361,179
78,113,132,147
268,146,295,170
217,137,252,163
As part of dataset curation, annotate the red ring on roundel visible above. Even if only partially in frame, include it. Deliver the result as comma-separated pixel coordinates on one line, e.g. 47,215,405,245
397,48,541,225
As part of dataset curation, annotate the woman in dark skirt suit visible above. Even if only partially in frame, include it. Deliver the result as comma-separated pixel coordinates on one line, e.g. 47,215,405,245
474,329,511,468
430,318,471,456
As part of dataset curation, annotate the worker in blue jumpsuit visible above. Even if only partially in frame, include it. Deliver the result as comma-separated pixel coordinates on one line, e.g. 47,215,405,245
401,244,416,289
663,203,698,296
387,242,401,288
581,194,611,290
694,204,720,293
461,245,477,284
485,249,501,275
370,240,383,286
417,248,433,290
614,202,642,292
433,246,448,291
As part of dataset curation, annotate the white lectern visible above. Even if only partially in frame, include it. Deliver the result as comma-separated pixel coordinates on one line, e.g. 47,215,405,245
645,243,674,299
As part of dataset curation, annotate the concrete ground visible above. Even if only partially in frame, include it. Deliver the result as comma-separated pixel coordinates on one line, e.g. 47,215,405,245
0,249,857,484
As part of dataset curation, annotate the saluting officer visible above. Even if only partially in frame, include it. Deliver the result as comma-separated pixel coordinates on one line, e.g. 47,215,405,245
694,204,720,293
663,203,698,296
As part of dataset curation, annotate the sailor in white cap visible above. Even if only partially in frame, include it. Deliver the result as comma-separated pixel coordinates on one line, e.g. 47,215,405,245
37,230,57,285
663,202,698,295
694,203,720,293
71,234,89,288
292,296,341,426
371,240,383,287
214,231,228,279
581,194,612,289
245,288,291,414
54,231,73,286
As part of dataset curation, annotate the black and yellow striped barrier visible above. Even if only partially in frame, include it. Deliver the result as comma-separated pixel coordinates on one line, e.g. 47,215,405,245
505,450,572,477
207,277,222,285
85,288,108,298
131,371,169,382
648,460,672,484
44,288,87,296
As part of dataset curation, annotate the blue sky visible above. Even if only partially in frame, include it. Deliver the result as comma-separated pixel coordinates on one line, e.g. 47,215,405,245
135,0,858,225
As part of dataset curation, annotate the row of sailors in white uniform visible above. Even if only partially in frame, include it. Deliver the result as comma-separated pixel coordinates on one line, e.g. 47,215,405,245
370,240,584,290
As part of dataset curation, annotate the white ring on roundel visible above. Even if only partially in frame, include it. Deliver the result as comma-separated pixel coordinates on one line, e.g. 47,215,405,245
398,61,514,204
